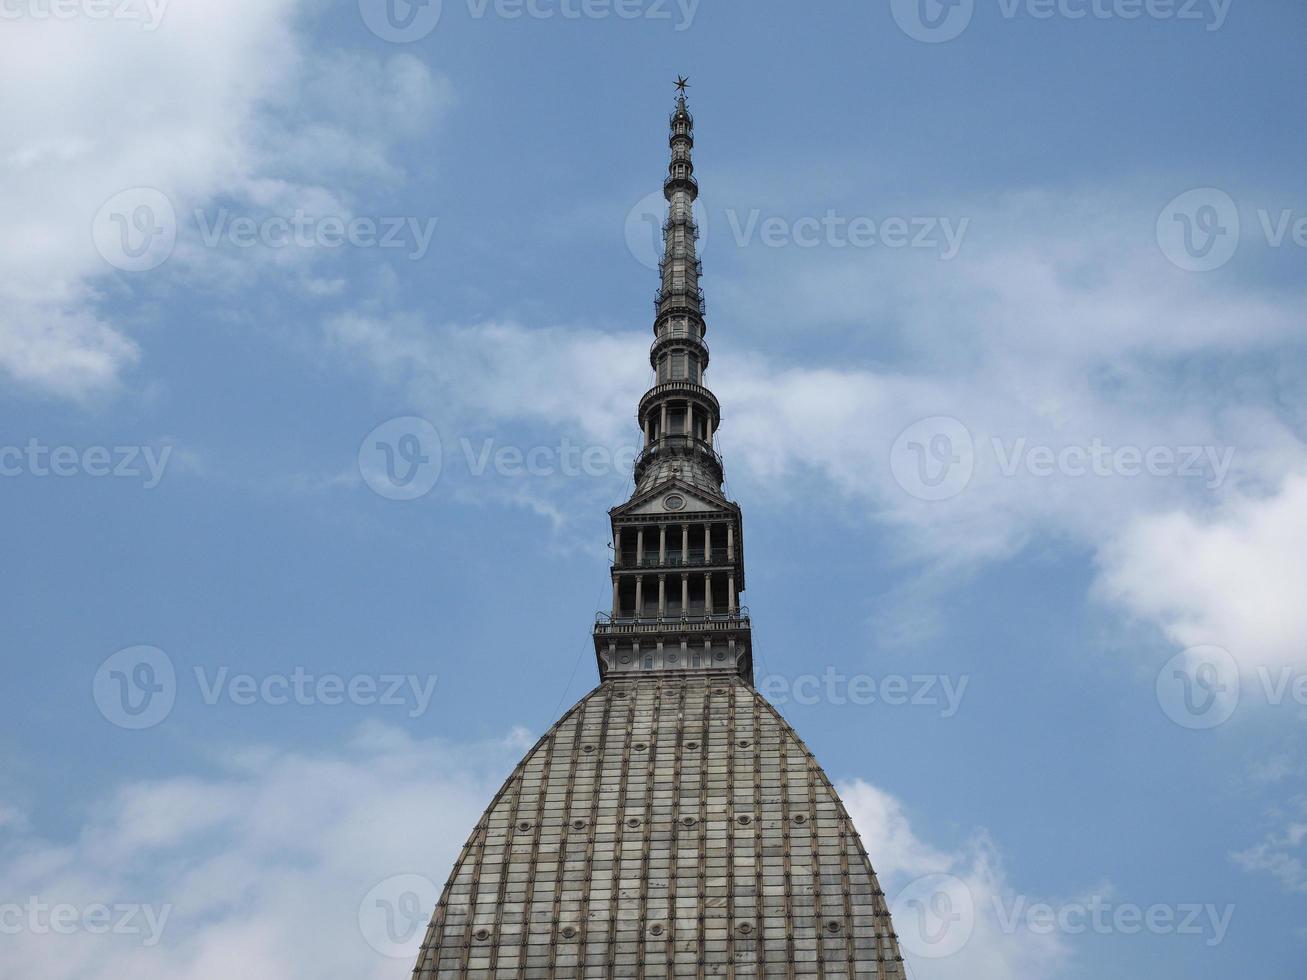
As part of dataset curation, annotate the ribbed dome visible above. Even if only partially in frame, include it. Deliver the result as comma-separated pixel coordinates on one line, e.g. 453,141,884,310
413,673,905,978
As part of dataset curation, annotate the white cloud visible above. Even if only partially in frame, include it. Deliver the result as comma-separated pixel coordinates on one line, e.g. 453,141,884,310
0,725,523,980
1231,797,1307,894
328,187,1307,676
0,730,1038,979
1097,475,1307,671
0,3,446,400
840,779,1072,979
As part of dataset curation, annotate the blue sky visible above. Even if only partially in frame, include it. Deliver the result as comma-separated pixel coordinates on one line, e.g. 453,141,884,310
2,0,1306,977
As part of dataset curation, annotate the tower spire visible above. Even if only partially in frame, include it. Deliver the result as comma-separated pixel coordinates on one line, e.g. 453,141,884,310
594,84,753,683
633,76,721,497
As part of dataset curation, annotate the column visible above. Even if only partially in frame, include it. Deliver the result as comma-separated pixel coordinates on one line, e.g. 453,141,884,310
705,573,714,615
727,525,735,561
687,402,695,443
612,576,621,617
704,523,713,562
659,526,667,564
728,572,736,614
637,528,645,565
661,402,669,441
681,524,689,565
681,573,689,617
614,528,622,567
635,577,644,619
658,575,667,618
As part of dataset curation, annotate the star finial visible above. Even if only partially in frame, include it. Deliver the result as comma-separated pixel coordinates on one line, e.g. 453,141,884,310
675,75,690,95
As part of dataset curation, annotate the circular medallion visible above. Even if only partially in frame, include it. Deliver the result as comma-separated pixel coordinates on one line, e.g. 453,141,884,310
663,494,686,512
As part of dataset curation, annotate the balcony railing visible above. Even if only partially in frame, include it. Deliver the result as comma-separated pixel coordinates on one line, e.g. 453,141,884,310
662,216,699,238
658,257,703,279
651,327,709,357
638,382,720,418
654,288,706,316
664,173,699,196
615,549,736,570
594,607,751,634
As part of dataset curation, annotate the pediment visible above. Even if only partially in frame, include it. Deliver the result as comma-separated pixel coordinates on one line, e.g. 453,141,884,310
613,479,735,519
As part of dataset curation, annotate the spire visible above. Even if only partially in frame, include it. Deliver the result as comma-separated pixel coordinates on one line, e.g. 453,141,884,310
594,83,753,684
632,78,723,498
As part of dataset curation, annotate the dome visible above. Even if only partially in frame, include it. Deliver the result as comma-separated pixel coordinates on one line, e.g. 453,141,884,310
412,673,905,978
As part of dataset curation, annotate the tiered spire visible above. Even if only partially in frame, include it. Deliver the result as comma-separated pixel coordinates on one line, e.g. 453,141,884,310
593,81,752,683
633,79,722,497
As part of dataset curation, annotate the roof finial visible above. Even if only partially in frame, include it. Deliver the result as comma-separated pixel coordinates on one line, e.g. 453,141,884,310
675,75,691,99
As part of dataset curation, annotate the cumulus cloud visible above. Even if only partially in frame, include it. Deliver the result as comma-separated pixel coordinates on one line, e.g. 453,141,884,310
0,2,447,400
840,779,1072,980
328,187,1307,676
0,730,1054,979
1097,475,1307,671
0,725,526,980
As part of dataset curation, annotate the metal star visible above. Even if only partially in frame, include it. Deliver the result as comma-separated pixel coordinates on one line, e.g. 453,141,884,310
675,76,691,95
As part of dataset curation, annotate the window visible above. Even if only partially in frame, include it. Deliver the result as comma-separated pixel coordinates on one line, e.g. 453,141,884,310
643,656,654,670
